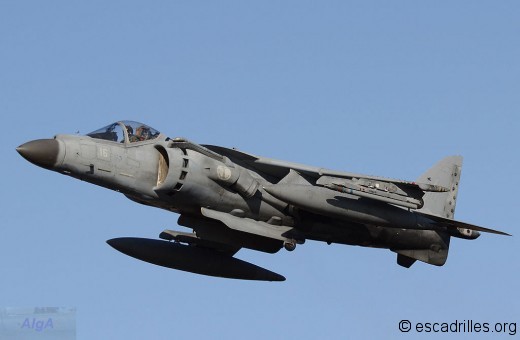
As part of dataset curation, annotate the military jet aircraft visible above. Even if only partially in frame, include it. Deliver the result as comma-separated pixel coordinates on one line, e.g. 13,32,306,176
17,121,510,281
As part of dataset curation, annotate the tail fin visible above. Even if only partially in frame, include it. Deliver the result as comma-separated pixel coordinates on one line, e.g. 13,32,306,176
394,156,462,268
395,156,510,268
417,156,463,219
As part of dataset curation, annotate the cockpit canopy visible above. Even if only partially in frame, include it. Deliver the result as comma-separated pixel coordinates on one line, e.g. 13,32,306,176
87,121,162,144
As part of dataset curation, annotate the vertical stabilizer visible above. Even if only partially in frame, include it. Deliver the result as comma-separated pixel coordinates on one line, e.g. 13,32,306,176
417,156,463,218
395,156,463,268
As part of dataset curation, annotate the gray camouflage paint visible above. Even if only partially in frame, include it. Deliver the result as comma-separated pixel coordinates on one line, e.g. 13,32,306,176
16,121,509,281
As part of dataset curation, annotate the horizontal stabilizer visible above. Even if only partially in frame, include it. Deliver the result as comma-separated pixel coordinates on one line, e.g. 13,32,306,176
418,211,511,236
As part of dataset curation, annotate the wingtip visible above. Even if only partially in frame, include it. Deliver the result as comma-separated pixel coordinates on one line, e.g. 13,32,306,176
481,228,512,237
271,273,286,282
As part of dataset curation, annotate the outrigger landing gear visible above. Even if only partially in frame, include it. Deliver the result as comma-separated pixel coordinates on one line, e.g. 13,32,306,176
284,241,296,251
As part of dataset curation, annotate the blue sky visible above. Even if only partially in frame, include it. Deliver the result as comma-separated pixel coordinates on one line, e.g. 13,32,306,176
1,1,519,339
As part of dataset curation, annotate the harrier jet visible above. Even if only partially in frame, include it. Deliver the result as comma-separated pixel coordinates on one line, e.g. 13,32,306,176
17,121,509,281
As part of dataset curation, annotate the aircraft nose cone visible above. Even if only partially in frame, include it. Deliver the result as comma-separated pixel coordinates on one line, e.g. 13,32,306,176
17,139,60,169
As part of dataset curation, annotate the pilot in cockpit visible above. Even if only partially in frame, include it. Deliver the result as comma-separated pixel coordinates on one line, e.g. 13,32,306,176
88,121,161,144
136,126,151,141
127,124,153,142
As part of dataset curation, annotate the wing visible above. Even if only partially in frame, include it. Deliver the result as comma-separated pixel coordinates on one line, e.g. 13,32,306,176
203,145,447,193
